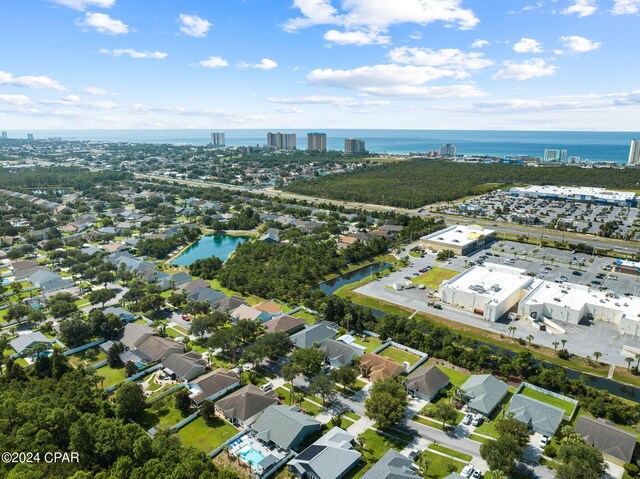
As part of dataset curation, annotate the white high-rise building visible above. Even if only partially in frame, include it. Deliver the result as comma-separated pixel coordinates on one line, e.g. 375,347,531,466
307,132,326,151
440,144,456,157
267,132,297,150
567,156,581,164
344,138,366,154
628,140,640,165
1,131,7,139
543,149,567,162
210,132,225,147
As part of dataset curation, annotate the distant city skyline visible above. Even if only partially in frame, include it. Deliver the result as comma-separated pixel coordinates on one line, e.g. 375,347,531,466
1,0,639,132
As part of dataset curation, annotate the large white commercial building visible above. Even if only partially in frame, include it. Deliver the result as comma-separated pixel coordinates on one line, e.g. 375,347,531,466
543,149,567,162
510,185,637,206
420,225,496,256
210,132,225,147
629,140,640,165
440,263,534,322
440,144,456,157
267,132,297,150
519,280,640,337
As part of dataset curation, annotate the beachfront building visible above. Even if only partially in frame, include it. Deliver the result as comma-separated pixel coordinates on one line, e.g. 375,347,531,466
543,149,567,162
210,132,225,147
307,132,327,151
344,138,366,155
267,132,297,150
510,185,636,206
439,263,534,322
628,139,640,165
420,225,496,256
440,143,456,157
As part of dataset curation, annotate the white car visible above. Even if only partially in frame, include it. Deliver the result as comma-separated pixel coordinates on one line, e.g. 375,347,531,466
461,464,474,478
539,435,550,448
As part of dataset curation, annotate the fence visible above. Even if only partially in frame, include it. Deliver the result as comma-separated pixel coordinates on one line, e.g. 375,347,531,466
63,338,106,356
208,428,250,458
104,363,163,393
147,383,185,405
260,450,296,479
286,306,318,316
170,410,200,432
91,359,108,369
516,382,579,420
371,339,429,373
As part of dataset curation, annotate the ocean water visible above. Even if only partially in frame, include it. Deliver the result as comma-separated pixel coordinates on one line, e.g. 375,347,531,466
6,129,639,163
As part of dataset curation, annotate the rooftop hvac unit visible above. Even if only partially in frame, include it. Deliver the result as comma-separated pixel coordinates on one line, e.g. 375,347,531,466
554,297,561,302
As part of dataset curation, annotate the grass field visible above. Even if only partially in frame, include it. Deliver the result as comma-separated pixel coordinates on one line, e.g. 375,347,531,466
351,429,411,479
353,335,384,353
421,451,465,479
291,309,318,325
411,267,459,290
379,346,421,365
177,416,238,454
135,394,193,430
428,444,472,462
427,362,470,387
95,365,127,388
519,386,575,416
274,387,324,415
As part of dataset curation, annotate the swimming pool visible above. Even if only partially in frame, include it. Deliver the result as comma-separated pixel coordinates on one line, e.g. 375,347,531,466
239,445,265,466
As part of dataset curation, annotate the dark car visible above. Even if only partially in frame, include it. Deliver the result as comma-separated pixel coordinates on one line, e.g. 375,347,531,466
572,271,582,276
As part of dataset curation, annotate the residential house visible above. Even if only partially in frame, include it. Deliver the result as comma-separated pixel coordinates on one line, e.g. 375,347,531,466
507,394,564,437
10,332,53,357
215,384,278,427
230,304,268,322
251,405,322,451
186,286,226,305
405,365,450,402
259,228,281,244
290,322,338,349
262,314,306,335
460,374,509,417
287,427,361,479
162,351,207,381
574,416,636,464
135,336,184,362
119,322,157,350
188,368,241,406
361,450,419,479
359,353,405,382
212,295,249,313
28,269,74,293
320,339,363,368
179,279,210,294
103,307,135,322
254,300,283,320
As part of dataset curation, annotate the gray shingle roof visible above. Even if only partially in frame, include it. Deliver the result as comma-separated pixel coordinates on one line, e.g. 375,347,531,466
119,322,156,349
461,374,509,416
290,323,337,348
215,384,278,422
507,394,564,437
262,314,306,335
189,368,239,404
135,336,183,362
161,352,206,381
320,339,363,366
575,416,636,463
361,450,418,479
405,365,450,398
251,405,321,450
10,332,52,355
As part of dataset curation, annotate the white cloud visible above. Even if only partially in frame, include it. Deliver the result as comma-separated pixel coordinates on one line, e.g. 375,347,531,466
471,39,489,48
492,58,557,80
323,29,391,45
612,0,640,14
0,94,32,106
388,47,493,70
99,48,168,59
266,95,390,107
49,0,115,11
307,64,486,98
283,0,479,37
178,14,211,37
562,0,597,16
197,56,229,68
83,86,116,95
78,12,129,35
0,71,65,90
239,58,278,70
276,106,305,114
61,94,81,102
560,35,601,52
409,31,423,40
513,38,543,53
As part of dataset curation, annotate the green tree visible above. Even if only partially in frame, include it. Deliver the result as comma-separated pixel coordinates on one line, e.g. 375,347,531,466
201,400,217,426
364,379,407,429
5,304,31,324
329,364,358,390
557,442,607,479
115,382,145,419
87,288,117,307
175,389,192,414
432,401,459,429
290,347,325,379
308,374,336,405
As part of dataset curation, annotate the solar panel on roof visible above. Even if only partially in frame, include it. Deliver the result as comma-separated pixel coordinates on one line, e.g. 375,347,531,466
295,445,325,462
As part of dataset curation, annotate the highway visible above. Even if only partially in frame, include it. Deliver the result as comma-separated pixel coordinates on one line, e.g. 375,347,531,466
135,173,640,256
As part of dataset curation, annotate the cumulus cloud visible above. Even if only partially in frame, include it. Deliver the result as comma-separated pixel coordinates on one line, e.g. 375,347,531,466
0,70,65,91
612,0,640,14
471,39,489,48
238,58,278,70
307,64,486,98
178,14,211,37
560,35,601,52
83,86,116,95
266,95,390,107
0,94,32,106
323,29,391,45
78,12,129,35
283,0,479,44
562,0,597,16
197,56,229,68
513,38,543,53
99,48,168,59
49,0,115,10
492,58,557,80
276,106,305,114
388,47,493,71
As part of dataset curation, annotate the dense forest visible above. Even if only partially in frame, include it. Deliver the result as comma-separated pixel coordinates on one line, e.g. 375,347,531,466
284,160,640,208
0,359,238,479
0,166,133,191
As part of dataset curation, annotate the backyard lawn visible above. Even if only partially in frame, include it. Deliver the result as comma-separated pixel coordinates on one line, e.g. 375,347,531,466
379,346,421,365
68,348,106,367
411,267,459,290
135,393,194,430
421,451,465,479
425,362,470,387
519,386,576,416
177,416,238,454
352,429,411,479
353,335,384,353
95,365,127,388
291,309,317,325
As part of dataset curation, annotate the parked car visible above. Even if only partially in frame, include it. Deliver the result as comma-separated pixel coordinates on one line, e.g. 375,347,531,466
472,415,484,426
472,470,482,479
461,464,474,478
260,383,273,392
181,314,191,322
463,413,474,425
539,435,549,448
572,271,582,276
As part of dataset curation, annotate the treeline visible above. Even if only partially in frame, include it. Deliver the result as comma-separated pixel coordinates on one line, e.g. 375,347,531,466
0,166,133,190
0,361,238,479
284,160,640,207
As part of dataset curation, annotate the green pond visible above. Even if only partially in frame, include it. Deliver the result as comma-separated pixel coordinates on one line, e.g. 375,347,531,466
170,234,249,266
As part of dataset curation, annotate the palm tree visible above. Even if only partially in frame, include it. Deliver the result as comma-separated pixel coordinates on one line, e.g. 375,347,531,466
526,335,534,345
561,339,567,351
552,341,559,351
593,351,602,363
635,354,640,368
626,357,634,370
508,326,516,338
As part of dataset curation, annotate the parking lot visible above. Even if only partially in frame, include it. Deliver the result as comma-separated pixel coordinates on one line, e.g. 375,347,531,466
437,190,639,239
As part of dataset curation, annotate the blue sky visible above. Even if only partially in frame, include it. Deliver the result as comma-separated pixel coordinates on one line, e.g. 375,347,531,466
1,0,639,130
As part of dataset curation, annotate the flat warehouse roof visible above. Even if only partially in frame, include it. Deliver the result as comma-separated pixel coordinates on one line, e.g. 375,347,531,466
443,263,532,304
421,225,495,248
512,185,636,202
